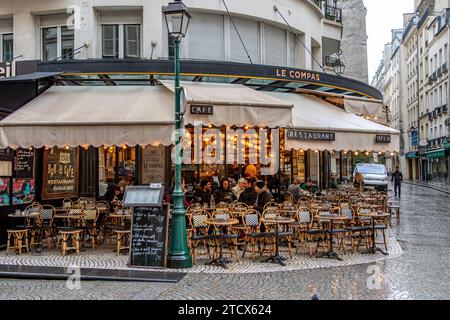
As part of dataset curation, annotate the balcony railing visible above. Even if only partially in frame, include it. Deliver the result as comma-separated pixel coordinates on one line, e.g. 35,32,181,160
324,4,342,23
442,62,448,73
324,55,342,67
311,0,322,7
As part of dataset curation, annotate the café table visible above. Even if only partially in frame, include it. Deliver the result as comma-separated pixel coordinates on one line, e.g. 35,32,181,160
315,215,349,261
204,218,239,269
8,211,40,227
358,212,390,255
260,216,295,266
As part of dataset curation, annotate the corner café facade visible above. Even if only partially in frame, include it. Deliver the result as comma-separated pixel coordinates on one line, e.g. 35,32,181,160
0,59,399,246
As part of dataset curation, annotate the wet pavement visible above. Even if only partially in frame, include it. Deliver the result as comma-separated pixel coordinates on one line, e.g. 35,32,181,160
0,183,449,300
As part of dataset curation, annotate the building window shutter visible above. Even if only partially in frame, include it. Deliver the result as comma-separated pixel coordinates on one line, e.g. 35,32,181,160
124,24,140,58
230,18,260,64
264,24,287,66
188,13,224,60
102,25,119,58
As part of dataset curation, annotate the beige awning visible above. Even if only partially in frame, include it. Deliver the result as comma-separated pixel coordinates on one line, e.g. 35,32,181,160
160,80,293,127
0,86,175,148
267,92,400,152
344,96,386,120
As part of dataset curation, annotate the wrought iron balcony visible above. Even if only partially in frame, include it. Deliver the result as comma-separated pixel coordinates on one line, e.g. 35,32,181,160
324,4,342,23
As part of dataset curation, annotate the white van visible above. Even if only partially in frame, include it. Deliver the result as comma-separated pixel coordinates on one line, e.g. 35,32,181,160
353,163,388,191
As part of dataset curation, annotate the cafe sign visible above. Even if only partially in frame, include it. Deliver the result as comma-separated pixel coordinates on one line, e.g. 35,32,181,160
287,130,335,141
375,135,391,143
190,104,213,115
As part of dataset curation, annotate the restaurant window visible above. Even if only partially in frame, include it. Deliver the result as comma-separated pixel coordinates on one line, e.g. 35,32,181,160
0,33,13,62
42,26,74,61
102,24,141,59
98,146,136,196
291,150,306,182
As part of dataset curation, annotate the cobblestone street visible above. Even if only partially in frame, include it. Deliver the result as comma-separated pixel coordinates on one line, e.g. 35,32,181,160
0,184,449,300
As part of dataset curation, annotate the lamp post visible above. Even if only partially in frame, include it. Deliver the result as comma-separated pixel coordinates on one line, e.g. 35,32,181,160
163,0,192,269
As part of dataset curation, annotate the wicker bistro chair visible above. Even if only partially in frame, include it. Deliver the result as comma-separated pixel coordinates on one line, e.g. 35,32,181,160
340,206,370,253
39,205,56,249
356,206,380,251
289,207,324,256
210,210,240,261
81,208,100,249
189,209,215,263
241,209,275,259
260,208,293,259
22,203,43,248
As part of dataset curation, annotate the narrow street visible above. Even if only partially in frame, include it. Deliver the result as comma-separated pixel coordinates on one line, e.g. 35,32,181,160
1,183,449,300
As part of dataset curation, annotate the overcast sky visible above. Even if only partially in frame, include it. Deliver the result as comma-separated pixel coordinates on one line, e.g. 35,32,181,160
364,0,414,81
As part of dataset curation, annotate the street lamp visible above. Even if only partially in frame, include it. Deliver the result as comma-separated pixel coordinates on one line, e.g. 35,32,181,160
334,50,345,76
163,0,192,269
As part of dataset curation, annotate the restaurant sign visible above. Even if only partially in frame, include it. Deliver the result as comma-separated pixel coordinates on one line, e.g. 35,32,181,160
276,68,321,82
287,130,335,141
375,135,391,143
190,104,213,115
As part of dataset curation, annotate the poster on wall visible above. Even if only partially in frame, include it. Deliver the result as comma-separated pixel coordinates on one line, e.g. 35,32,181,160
141,146,165,185
14,149,34,178
0,177,10,206
42,147,79,200
12,179,35,205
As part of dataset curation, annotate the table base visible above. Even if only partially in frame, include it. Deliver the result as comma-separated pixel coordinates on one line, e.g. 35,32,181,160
361,246,388,255
207,257,232,269
264,254,287,266
316,250,342,261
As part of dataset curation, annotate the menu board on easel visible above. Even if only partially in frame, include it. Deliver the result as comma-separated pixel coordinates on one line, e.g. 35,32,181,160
42,147,79,200
14,149,34,179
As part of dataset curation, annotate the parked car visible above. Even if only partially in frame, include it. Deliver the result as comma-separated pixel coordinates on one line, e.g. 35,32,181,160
353,163,388,191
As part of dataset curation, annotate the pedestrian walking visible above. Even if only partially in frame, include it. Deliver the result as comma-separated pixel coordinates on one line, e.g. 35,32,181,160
391,166,403,197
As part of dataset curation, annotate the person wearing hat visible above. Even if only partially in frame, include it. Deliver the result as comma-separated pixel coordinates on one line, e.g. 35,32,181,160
253,180,272,213
232,178,248,199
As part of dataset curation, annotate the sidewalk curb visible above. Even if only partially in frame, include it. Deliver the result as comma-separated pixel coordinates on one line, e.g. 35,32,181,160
403,181,450,195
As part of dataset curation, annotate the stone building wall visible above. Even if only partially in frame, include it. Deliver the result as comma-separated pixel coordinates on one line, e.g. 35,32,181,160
337,0,369,83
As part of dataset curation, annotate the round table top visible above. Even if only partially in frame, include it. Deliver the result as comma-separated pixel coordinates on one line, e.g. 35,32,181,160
205,218,239,226
260,217,295,224
387,204,400,208
8,212,40,218
359,212,390,218
316,215,350,221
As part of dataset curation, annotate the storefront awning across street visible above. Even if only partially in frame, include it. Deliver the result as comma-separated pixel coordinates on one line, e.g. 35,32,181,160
267,92,400,152
425,149,446,159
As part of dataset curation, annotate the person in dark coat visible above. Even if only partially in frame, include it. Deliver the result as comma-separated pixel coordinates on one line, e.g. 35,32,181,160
391,166,403,197
213,178,237,204
193,179,212,205
238,177,258,206
253,180,272,213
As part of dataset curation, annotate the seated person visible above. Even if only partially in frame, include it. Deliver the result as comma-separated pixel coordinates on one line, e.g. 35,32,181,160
253,180,272,213
330,172,339,189
301,177,318,194
193,179,212,206
287,176,303,203
238,177,258,206
214,178,237,204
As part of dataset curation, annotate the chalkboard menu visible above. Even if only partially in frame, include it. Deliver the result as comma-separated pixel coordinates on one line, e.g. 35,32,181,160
15,149,34,178
129,205,169,268
42,147,79,200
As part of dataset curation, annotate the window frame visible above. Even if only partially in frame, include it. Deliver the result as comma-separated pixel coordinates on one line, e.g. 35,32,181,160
41,25,74,61
0,33,13,62
101,23,142,59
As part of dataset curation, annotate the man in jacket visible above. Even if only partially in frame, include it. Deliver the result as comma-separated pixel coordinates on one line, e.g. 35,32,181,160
253,180,272,213
391,166,403,197
238,178,258,206
193,179,212,205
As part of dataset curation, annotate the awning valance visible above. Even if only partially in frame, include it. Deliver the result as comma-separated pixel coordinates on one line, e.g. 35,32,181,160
343,96,386,120
0,86,176,148
267,92,400,152
160,80,293,128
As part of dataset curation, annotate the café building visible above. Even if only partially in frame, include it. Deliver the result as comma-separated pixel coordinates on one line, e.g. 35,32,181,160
0,58,399,246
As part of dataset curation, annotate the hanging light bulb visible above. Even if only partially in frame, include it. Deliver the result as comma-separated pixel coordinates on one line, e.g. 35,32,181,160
65,145,70,150
365,151,369,156
122,145,127,150
354,151,359,156
28,147,33,151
